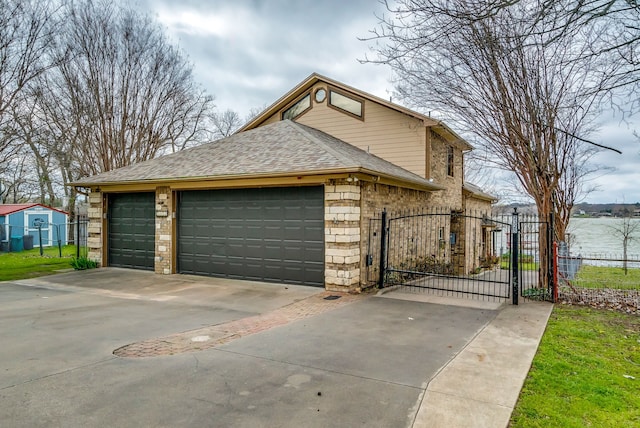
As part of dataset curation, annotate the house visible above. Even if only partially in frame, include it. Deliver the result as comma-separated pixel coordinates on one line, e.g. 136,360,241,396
0,203,68,251
72,73,495,291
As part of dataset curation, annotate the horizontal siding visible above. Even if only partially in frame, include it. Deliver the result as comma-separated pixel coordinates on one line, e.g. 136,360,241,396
255,83,427,177
261,114,280,126
297,98,425,177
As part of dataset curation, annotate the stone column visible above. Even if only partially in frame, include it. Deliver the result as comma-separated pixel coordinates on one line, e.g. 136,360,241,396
87,191,103,264
324,180,361,292
154,187,173,274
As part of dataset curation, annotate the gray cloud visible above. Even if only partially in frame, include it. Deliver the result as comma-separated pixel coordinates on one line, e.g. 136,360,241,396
139,0,392,116
137,0,639,204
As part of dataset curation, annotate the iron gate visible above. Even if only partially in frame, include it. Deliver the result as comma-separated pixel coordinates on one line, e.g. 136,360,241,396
366,208,556,304
517,215,554,301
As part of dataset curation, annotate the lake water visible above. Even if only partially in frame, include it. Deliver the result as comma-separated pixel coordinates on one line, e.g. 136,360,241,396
567,217,640,257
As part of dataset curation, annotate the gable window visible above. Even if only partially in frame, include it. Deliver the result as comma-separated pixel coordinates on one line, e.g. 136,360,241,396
447,146,454,177
282,93,311,120
328,89,363,119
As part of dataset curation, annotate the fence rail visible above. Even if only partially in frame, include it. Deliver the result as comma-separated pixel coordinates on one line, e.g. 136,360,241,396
0,220,89,258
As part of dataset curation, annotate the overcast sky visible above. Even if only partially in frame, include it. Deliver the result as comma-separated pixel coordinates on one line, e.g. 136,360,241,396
138,0,639,205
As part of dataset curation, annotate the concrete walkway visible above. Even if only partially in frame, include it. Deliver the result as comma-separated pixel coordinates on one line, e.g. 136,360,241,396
411,300,553,427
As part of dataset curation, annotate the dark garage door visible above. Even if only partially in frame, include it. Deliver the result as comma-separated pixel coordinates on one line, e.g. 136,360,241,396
178,187,324,286
108,193,155,270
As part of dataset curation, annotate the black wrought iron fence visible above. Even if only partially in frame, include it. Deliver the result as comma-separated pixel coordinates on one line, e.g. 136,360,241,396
366,207,557,304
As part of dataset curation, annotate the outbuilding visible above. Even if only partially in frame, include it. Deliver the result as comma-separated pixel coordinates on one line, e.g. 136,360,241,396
0,203,69,251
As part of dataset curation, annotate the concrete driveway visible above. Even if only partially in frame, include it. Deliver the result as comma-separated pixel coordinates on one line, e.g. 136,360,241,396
1,268,499,427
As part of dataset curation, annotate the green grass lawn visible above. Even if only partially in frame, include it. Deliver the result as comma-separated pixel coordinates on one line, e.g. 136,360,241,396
510,305,640,427
500,261,540,271
571,265,640,290
500,253,540,271
0,245,79,281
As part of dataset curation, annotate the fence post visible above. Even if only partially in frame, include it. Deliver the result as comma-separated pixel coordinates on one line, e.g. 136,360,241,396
553,241,559,303
378,209,387,289
547,209,555,299
76,220,80,258
38,224,43,256
55,224,62,257
512,208,519,305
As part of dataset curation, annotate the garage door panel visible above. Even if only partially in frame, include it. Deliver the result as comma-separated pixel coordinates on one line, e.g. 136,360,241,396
108,193,155,270
244,243,265,258
178,187,324,286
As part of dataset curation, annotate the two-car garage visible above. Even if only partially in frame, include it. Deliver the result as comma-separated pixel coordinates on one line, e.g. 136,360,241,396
106,187,325,287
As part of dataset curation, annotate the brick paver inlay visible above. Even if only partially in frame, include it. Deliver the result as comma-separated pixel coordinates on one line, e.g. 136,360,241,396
113,291,363,358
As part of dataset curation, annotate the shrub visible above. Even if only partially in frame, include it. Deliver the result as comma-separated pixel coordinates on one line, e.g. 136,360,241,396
70,256,98,270
399,255,454,276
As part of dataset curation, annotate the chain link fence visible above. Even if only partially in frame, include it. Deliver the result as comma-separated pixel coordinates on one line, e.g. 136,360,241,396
557,242,639,314
0,217,88,258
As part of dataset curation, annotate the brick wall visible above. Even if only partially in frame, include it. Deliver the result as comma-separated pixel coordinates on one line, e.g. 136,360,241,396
428,130,463,209
359,182,498,285
154,187,172,274
360,182,436,289
461,195,495,274
463,194,492,214
87,191,103,264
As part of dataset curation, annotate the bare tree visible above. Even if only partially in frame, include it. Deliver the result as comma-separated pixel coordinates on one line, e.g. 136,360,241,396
212,109,242,138
244,104,269,125
367,0,630,286
520,0,638,103
0,0,53,165
386,0,639,99
609,216,640,274
0,149,37,203
7,93,59,205
0,0,52,119
37,0,214,179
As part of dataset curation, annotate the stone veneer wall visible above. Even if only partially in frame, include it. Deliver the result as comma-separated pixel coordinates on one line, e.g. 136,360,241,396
87,191,103,264
154,187,173,274
324,179,361,292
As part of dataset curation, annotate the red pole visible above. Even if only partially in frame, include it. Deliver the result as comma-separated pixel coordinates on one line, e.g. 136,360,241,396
553,241,559,302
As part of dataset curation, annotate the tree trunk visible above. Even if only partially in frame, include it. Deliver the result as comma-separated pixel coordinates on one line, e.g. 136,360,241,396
623,236,628,275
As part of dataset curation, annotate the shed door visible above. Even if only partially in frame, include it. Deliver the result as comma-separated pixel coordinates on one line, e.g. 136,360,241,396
25,210,52,246
108,193,155,270
177,187,324,286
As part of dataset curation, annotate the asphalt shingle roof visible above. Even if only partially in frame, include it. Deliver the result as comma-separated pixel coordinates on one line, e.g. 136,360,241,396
73,120,442,190
463,182,497,202
0,203,68,216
